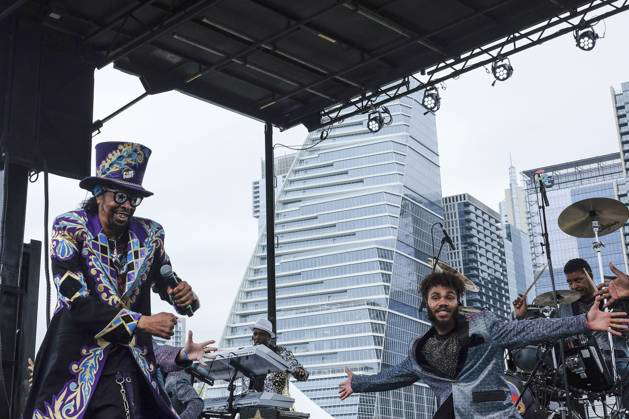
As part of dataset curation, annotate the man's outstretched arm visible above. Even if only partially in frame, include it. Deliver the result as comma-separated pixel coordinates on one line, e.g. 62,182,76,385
484,295,629,348
339,358,418,399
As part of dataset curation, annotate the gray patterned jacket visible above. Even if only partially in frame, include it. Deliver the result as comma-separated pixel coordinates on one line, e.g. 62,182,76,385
352,311,589,418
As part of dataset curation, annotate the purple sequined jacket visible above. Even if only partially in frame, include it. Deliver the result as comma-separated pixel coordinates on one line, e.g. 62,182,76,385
24,210,182,419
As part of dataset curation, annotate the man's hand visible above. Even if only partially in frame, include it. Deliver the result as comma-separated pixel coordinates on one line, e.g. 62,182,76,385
178,330,217,364
512,294,527,319
167,281,197,308
599,263,629,305
137,312,177,338
585,295,629,336
339,367,354,400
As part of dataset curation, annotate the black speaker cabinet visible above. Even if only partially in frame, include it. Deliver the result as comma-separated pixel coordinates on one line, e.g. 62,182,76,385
0,240,41,418
0,16,94,179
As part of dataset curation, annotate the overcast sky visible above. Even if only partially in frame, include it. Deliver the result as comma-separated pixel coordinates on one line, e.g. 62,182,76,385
28,12,629,347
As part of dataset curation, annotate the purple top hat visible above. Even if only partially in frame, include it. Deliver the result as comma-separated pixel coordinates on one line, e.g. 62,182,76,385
79,141,154,197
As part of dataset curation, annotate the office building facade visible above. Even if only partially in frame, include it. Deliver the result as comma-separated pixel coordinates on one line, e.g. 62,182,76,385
443,194,511,319
221,92,444,418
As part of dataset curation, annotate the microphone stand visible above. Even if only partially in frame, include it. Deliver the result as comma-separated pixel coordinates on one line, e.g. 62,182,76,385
535,174,571,419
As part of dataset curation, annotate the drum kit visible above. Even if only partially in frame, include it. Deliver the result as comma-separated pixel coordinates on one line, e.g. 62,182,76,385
504,197,629,418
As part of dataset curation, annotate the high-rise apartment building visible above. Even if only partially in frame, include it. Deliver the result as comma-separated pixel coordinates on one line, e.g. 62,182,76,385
154,317,187,347
443,194,511,319
252,153,296,222
522,154,627,295
611,82,629,263
220,91,445,418
612,82,629,174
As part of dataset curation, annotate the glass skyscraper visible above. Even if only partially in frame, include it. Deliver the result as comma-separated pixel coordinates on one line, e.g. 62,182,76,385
443,194,511,319
220,91,444,418
499,163,534,300
522,154,627,296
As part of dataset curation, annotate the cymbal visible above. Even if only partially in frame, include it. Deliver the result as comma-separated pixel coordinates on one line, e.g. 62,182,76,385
532,290,582,307
428,258,479,292
558,198,629,238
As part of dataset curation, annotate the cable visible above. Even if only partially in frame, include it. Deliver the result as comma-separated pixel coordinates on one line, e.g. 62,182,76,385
43,168,51,326
273,129,330,151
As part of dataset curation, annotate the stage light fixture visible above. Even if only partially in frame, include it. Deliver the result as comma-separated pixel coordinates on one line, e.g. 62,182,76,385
574,26,598,51
422,87,440,112
367,106,393,133
491,58,513,84
367,112,384,132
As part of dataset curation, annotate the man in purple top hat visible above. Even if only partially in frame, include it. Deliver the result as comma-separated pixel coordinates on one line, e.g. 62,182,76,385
24,142,207,418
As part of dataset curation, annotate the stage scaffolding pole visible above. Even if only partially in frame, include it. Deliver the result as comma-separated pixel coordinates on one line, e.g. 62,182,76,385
263,122,277,335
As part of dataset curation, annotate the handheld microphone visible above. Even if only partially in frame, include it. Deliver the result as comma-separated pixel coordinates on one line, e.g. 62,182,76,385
440,224,456,250
160,265,196,317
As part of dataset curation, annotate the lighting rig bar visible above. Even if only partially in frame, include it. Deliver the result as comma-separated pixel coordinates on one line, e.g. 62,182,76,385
309,0,629,130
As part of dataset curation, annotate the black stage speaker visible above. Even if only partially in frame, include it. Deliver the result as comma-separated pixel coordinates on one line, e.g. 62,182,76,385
0,240,41,418
0,16,94,179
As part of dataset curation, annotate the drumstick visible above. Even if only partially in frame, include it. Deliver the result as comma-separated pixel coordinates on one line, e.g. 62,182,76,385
522,263,548,298
512,265,547,314
582,268,597,290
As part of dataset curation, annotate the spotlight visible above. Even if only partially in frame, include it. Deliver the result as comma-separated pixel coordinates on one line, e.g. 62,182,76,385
491,58,513,85
574,26,598,51
367,112,384,132
422,87,440,112
366,106,393,133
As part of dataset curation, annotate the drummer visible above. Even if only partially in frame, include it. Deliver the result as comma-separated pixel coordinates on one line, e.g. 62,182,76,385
513,258,629,412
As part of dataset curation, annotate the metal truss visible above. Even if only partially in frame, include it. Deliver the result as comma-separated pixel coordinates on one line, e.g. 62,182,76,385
308,0,629,130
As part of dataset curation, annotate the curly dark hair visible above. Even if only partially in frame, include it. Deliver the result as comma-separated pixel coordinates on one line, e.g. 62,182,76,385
563,258,592,277
80,196,98,215
420,271,465,302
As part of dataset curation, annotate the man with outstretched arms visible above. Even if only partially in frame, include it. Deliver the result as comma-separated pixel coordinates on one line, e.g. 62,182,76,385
339,271,629,418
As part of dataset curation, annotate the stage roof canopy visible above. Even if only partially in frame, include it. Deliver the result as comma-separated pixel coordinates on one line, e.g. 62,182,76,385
14,0,626,130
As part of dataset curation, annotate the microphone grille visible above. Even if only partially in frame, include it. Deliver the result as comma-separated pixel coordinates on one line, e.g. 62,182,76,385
160,264,173,277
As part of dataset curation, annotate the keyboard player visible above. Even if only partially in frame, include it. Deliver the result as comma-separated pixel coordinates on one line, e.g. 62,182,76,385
240,319,309,395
